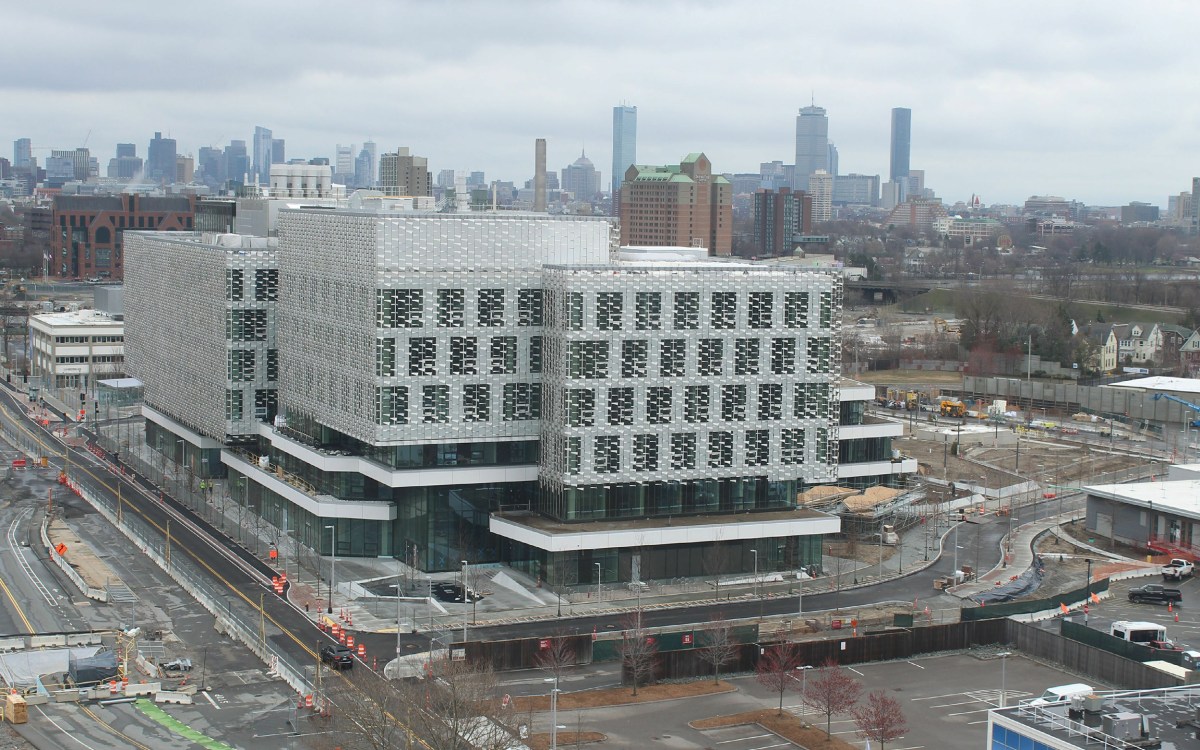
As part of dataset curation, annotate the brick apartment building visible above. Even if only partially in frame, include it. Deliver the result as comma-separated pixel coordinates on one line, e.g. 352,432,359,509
50,194,195,280
619,153,732,256
752,187,813,258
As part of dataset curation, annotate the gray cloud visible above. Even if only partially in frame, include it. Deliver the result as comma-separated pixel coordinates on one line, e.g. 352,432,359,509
2,0,1196,205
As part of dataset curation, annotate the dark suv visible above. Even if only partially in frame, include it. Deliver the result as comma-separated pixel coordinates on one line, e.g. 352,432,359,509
320,644,354,669
431,583,483,603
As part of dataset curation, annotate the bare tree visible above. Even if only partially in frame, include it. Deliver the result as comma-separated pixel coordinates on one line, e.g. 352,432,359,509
409,658,518,750
853,690,908,750
534,631,576,683
318,672,412,750
618,609,658,696
703,536,728,602
802,659,863,738
695,615,738,685
755,632,803,715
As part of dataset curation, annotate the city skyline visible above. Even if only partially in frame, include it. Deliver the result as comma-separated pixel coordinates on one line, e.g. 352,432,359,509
3,0,1196,206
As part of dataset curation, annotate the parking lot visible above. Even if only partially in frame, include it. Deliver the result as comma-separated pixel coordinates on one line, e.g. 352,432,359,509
1049,574,1200,648
697,724,799,750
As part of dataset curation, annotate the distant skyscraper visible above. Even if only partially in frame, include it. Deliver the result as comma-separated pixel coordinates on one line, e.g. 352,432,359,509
378,147,431,196
794,105,829,187
107,144,143,181
620,152,732,256
807,170,833,223
252,126,273,184
752,187,812,258
362,141,378,187
147,132,177,184
436,169,456,190
13,138,31,168
534,138,547,212
115,143,136,159
561,150,601,202
271,139,285,166
827,143,839,177
335,145,355,183
890,107,911,183
611,105,637,203
224,140,249,186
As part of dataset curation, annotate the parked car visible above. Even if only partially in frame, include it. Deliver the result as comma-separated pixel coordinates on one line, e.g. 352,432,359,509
431,582,483,603
1128,584,1184,605
161,658,192,672
320,644,354,669
1161,559,1195,581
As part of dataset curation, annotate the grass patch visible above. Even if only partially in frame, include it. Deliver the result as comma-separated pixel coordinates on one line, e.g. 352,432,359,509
511,681,735,712
525,731,606,749
691,708,859,749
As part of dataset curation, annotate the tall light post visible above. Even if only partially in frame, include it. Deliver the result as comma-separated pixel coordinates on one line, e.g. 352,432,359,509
998,651,1011,708
594,562,601,603
1084,558,1092,625
751,549,759,599
325,524,335,614
543,676,562,750
461,560,469,643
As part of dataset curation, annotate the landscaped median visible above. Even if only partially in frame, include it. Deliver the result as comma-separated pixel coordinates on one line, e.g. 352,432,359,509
511,680,736,712
691,709,858,749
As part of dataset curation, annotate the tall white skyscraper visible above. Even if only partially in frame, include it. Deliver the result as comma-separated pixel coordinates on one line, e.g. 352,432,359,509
794,105,829,188
335,144,355,183
13,138,32,168
611,105,637,202
808,169,833,223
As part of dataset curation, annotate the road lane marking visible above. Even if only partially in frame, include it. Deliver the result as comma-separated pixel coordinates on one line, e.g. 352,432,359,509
848,667,864,676
907,661,925,669
203,690,220,708
717,735,772,743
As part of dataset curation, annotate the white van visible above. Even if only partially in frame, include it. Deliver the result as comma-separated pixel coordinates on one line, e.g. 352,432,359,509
1110,621,1167,644
1030,683,1094,706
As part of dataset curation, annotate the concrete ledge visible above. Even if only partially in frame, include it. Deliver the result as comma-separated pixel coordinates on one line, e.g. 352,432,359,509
154,691,193,705
124,682,160,697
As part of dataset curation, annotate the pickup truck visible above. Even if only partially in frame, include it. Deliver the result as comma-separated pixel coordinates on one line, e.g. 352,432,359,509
1161,559,1195,581
1128,584,1184,605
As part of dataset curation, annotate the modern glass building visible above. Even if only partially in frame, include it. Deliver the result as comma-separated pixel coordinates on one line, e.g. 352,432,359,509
794,105,829,188
125,208,853,580
611,105,637,202
890,107,911,184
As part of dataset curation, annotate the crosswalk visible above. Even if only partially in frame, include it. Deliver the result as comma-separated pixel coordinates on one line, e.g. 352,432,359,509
105,582,137,603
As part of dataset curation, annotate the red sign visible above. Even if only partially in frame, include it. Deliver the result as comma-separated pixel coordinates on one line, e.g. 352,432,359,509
681,633,693,645
11,459,25,469
831,619,843,630
539,639,550,650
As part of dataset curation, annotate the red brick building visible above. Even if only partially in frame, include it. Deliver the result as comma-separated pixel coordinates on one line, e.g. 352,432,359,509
50,194,195,280
619,153,732,256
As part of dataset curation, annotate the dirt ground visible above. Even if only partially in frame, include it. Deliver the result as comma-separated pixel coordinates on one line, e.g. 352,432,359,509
851,370,965,387
525,731,606,749
511,681,735,712
691,709,858,749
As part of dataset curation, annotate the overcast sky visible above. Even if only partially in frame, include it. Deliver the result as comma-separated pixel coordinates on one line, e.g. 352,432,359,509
3,1,1197,206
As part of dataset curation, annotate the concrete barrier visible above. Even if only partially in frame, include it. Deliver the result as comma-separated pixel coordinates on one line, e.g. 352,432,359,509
124,682,160,697
65,633,102,647
30,635,66,648
23,695,49,706
155,691,192,705
0,637,24,652
52,690,81,703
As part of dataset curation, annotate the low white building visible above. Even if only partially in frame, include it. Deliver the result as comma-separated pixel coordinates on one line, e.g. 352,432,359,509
29,309,124,391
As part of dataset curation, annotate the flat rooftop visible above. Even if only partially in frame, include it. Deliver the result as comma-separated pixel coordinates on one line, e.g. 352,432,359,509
992,684,1200,749
31,309,122,328
494,505,831,535
1085,479,1200,522
1104,376,1200,395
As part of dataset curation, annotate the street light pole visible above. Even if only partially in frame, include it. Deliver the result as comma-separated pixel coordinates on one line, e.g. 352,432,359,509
544,676,561,750
461,560,469,643
751,549,758,599
594,562,601,603
999,651,1010,708
325,524,335,614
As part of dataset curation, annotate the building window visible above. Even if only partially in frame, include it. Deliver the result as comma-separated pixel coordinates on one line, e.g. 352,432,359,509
266,349,278,381
635,292,661,330
376,385,408,425
478,289,505,327
758,383,783,421
781,428,805,464
708,431,734,468
621,339,648,378
735,338,761,375
566,436,582,475
254,269,279,302
596,292,623,331
517,289,544,326
225,389,244,420
659,339,686,377
408,337,437,376
607,387,635,425
227,309,267,342
794,382,832,418
422,385,449,423
503,383,541,421
673,291,699,330
229,349,256,382
784,292,809,328
746,430,770,466
698,339,723,376
594,435,620,474
529,336,543,374
567,341,609,379
670,433,696,470
684,385,710,423
807,337,832,373
449,337,478,375
437,289,465,328
463,384,490,422
711,291,737,329
489,336,517,374
748,292,773,329
375,338,395,377
377,289,423,328
566,388,596,427
816,427,830,464
254,389,276,419
566,292,584,331
721,384,747,421
226,269,244,302
771,338,797,374
819,291,833,328
633,434,659,472
647,386,672,424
